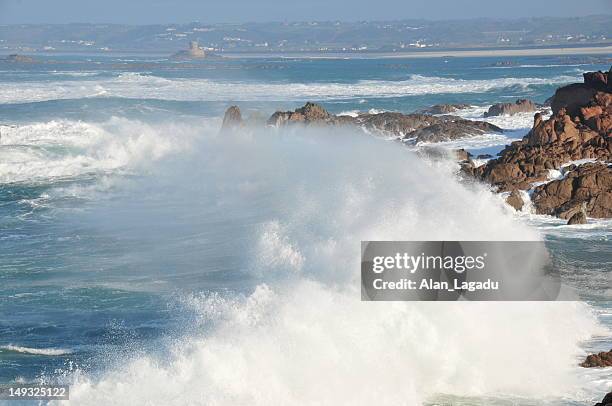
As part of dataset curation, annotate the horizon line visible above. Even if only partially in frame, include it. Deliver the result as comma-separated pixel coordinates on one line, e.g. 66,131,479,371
1,14,610,27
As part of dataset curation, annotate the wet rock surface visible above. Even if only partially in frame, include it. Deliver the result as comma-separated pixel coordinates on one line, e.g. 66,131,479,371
531,163,612,219
417,104,471,115
265,103,502,143
581,349,612,368
505,190,524,211
464,69,612,219
567,210,587,225
484,99,537,117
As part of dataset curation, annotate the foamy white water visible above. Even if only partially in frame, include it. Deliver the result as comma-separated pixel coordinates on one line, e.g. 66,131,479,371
37,125,606,406
0,73,579,104
1,345,73,356
0,118,210,184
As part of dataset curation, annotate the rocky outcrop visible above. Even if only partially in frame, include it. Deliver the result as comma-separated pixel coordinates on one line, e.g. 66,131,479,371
398,117,502,143
551,70,610,117
531,163,611,219
484,99,537,117
418,104,471,115
463,69,612,220
454,149,472,162
221,106,243,131
505,190,524,211
581,349,612,367
594,392,612,406
267,102,333,126
266,103,502,143
567,210,587,225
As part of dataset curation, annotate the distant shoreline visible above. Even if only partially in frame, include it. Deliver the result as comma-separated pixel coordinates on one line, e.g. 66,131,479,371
2,44,611,60
222,45,612,59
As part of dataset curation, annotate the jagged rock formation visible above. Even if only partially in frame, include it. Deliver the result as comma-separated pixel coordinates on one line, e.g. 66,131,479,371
463,69,612,220
581,349,612,367
531,163,611,220
267,102,333,126
417,104,471,115
567,210,587,225
221,106,243,131
505,190,524,211
265,102,502,143
484,99,537,117
552,70,610,117
454,149,472,161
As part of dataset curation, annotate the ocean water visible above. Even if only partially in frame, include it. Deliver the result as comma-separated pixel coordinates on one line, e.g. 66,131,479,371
0,54,610,405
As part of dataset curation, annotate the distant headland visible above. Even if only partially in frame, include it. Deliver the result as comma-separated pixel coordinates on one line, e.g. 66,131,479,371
0,16,609,55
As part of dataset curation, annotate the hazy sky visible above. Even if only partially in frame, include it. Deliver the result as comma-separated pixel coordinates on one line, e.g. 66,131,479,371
0,0,609,24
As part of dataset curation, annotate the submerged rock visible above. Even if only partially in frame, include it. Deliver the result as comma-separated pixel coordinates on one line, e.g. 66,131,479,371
581,349,612,367
484,99,537,117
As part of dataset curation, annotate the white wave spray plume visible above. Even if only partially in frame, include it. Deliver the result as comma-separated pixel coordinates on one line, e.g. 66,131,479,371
47,123,604,406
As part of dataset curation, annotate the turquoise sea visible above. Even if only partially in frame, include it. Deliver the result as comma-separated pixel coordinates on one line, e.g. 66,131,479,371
0,54,610,405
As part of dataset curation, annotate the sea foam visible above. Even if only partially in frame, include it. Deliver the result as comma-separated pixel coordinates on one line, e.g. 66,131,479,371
49,125,606,406
0,73,579,104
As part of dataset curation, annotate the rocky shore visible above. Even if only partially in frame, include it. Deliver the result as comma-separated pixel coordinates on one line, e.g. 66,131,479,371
222,68,611,223
462,68,611,223
581,349,612,368
224,101,502,143
484,99,537,117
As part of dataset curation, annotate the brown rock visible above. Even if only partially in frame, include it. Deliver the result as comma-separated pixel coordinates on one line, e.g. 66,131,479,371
295,102,331,122
465,70,612,220
484,99,537,117
266,103,503,143
567,210,587,225
531,163,612,219
487,163,524,185
454,149,472,162
506,190,524,211
581,349,612,368
551,83,599,117
267,102,332,126
417,104,471,115
583,70,609,90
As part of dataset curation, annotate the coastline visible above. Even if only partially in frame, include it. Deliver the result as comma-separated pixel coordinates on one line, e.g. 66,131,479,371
0,44,610,405
2,44,611,60
221,45,612,59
